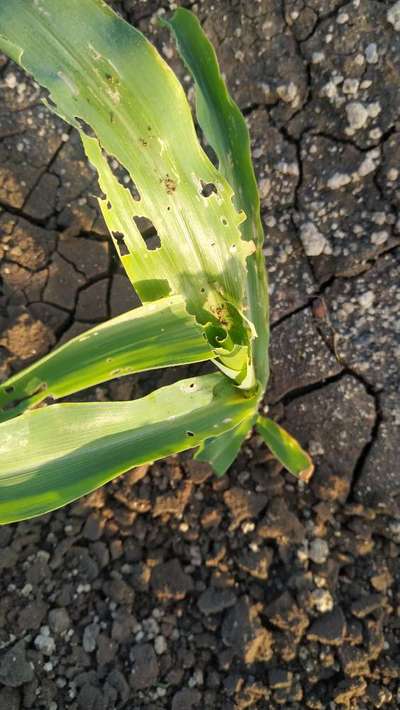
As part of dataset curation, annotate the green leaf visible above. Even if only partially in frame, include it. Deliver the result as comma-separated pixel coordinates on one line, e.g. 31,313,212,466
256,415,314,481
0,295,214,422
164,8,269,389
0,0,256,387
195,414,256,476
0,374,257,524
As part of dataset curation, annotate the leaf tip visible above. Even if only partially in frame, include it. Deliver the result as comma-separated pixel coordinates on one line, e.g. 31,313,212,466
298,459,314,483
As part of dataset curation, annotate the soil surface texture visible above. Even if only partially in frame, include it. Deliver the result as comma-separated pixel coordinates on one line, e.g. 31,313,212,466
0,1,400,708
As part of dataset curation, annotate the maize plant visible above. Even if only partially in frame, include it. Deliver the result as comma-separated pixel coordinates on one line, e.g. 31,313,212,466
0,0,313,525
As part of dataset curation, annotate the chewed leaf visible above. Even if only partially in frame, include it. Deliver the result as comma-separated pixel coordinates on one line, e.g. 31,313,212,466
256,416,314,481
0,0,256,387
0,296,214,422
0,373,258,524
165,8,270,389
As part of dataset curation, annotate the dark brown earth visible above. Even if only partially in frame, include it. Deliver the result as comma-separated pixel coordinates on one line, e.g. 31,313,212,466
1,0,400,708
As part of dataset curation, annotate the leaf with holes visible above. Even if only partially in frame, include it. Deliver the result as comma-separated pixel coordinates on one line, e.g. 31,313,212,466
0,0,256,386
0,296,214,423
0,374,258,524
0,0,313,524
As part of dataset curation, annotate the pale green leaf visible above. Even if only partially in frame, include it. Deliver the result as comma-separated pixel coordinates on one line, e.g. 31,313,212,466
0,0,256,387
0,374,258,524
0,295,213,422
256,415,314,480
165,8,269,389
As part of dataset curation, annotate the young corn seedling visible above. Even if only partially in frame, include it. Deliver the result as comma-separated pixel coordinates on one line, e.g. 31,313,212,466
0,0,313,525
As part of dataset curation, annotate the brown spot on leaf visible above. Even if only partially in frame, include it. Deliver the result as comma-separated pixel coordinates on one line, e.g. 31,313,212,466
162,175,176,194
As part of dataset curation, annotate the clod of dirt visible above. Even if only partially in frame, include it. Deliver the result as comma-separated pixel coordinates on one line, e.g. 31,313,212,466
0,641,34,688
307,607,347,645
150,559,193,601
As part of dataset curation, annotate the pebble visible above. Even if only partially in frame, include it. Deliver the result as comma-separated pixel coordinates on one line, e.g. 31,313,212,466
358,291,375,310
276,81,298,103
365,43,378,64
4,72,17,89
300,222,329,256
259,177,271,199
34,628,56,656
48,608,71,635
342,78,359,95
154,635,167,655
82,623,99,653
0,641,34,687
371,230,389,246
346,102,369,131
308,538,329,564
327,172,351,189
387,1,400,31
310,589,334,613
197,587,236,616
130,643,159,690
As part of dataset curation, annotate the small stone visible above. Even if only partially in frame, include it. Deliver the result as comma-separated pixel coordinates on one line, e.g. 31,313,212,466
34,629,56,656
96,634,117,666
299,222,329,256
82,513,103,541
0,641,34,688
154,636,167,655
83,623,100,653
197,587,236,615
0,548,18,570
310,589,334,613
358,291,375,310
172,689,202,710
327,172,351,190
130,643,159,690
346,102,369,131
308,538,329,564
268,668,293,689
48,608,71,635
18,599,48,631
387,1,400,31
370,569,393,592
307,607,347,645
259,177,271,199
370,230,388,246
77,684,104,709
358,156,376,177
107,579,135,606
342,78,359,95
365,43,378,64
276,81,298,103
